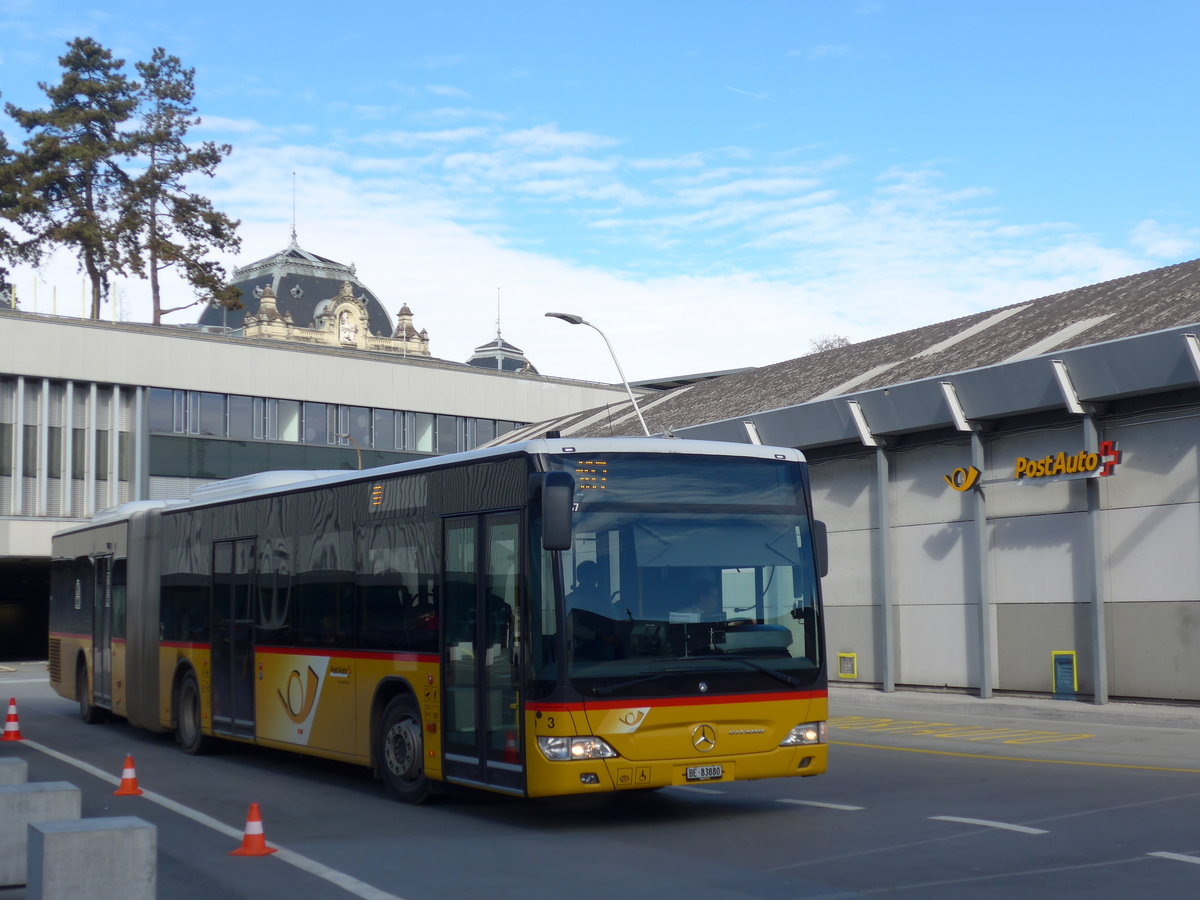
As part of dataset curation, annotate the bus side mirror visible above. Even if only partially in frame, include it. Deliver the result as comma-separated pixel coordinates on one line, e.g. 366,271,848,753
813,520,829,578
540,472,575,551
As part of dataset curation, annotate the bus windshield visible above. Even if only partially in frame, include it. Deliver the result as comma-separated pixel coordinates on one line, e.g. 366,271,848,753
542,453,823,697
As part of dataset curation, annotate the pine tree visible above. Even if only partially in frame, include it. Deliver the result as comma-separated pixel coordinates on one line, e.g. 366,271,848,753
129,47,241,324
3,38,141,319
0,127,20,305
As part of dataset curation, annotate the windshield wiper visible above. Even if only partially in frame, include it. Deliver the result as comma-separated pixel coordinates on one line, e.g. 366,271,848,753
591,657,802,696
591,668,712,697
705,656,804,688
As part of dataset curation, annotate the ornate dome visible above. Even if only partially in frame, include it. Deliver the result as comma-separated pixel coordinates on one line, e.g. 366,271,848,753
198,237,392,337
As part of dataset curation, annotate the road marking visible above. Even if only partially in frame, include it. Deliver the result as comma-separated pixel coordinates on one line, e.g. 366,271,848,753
930,815,1048,835
1149,851,1200,866
21,738,405,900
833,740,1200,774
830,715,1094,745
778,799,864,811
671,785,724,794
0,678,49,684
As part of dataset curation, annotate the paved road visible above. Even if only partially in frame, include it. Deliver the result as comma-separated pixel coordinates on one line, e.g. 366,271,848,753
4,662,1200,898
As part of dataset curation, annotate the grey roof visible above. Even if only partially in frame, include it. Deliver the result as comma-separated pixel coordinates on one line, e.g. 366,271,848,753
197,240,394,338
496,257,1200,446
466,333,539,374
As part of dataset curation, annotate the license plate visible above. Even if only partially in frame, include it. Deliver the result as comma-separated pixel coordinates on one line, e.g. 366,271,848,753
686,764,723,781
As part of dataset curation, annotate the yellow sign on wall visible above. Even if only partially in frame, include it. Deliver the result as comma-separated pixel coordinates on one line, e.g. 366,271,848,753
1013,440,1122,481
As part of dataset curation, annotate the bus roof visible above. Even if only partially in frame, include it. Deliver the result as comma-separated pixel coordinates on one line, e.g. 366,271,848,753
54,437,806,534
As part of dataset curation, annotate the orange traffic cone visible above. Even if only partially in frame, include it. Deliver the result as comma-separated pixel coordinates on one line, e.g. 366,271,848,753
113,754,144,796
230,802,277,856
503,730,519,764
1,698,21,742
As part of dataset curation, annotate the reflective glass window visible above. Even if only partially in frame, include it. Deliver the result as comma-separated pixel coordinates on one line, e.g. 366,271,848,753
407,412,434,452
228,395,255,440
302,402,328,444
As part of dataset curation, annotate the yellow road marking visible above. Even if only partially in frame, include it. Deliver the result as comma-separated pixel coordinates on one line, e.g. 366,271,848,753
829,715,1094,745
832,740,1200,774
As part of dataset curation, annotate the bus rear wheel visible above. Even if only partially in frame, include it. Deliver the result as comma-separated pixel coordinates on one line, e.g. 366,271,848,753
378,695,438,804
77,663,104,724
176,670,212,755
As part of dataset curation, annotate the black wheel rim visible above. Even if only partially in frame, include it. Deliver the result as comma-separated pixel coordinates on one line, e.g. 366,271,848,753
383,715,422,785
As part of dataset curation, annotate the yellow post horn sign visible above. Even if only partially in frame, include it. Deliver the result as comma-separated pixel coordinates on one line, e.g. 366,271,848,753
944,465,981,492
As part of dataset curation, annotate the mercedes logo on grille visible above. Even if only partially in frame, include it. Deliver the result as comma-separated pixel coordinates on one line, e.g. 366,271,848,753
692,724,717,753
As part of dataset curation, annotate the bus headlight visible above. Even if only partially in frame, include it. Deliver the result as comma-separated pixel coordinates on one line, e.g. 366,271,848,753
537,736,619,761
780,721,827,746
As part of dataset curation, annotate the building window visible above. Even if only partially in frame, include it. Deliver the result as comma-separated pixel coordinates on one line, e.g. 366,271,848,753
407,412,434,452
277,400,300,441
302,402,328,444
436,414,459,453
228,395,255,440
372,409,396,450
189,391,226,437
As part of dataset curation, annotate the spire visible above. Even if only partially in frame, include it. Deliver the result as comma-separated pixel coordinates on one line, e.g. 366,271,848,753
289,171,298,247
496,287,502,339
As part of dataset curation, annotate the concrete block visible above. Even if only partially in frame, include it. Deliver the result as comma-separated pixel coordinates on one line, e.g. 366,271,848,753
0,757,28,784
28,817,156,900
0,782,81,886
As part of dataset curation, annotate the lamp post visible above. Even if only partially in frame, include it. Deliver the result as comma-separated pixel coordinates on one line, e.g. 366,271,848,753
545,312,650,436
336,433,363,470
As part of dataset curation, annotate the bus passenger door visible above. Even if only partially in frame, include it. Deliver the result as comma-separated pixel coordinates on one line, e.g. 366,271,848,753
441,512,524,793
212,539,257,739
92,557,113,709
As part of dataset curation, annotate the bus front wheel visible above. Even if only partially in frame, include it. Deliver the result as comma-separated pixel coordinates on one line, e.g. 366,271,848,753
378,695,438,804
176,671,212,755
77,663,104,724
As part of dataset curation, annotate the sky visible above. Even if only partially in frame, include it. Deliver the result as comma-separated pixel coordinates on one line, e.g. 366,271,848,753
2,1,1199,384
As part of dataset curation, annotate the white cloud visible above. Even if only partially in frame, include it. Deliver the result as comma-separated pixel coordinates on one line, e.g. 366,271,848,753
1129,219,1199,260
497,124,619,154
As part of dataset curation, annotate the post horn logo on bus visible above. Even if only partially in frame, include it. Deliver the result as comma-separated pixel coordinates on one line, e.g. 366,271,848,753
1013,440,1122,482
279,666,320,724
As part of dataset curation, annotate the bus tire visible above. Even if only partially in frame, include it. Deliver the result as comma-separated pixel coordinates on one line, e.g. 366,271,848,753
176,670,212,755
77,663,104,724
377,694,438,804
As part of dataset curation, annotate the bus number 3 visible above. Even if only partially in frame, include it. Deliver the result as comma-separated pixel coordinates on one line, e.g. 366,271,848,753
547,717,555,729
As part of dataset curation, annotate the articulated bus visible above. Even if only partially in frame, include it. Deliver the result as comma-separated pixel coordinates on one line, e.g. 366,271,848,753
49,438,829,802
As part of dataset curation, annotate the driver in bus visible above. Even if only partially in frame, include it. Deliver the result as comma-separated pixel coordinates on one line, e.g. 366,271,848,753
566,560,611,617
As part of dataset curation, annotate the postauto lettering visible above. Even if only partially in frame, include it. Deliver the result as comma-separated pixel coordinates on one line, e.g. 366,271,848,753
1012,440,1121,481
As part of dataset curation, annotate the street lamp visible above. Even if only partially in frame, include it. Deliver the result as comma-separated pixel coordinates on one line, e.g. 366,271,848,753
545,312,650,436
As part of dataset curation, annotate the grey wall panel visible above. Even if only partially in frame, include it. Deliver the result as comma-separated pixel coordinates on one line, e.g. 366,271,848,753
952,358,1064,419
1101,414,1200,509
893,521,971,606
996,603,1093,694
987,425,1088,517
854,380,957,436
820,528,876,608
1105,504,1200,603
897,603,978,688
990,511,1089,604
809,455,876,532
1063,328,1200,401
824,604,881,684
1109,602,1200,701
891,443,973,527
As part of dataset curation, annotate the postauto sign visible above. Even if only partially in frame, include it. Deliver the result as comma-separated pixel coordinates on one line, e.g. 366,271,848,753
1013,440,1122,482
943,440,1123,492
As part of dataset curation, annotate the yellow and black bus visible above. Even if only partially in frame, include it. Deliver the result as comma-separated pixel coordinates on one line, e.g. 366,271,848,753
49,438,829,802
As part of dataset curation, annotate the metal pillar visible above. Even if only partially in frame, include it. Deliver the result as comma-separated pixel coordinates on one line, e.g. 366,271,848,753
972,428,994,698
1082,414,1109,704
875,444,895,693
